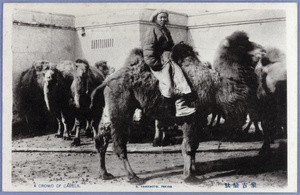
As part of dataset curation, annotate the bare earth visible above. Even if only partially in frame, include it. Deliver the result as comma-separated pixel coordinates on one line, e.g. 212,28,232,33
11,133,287,192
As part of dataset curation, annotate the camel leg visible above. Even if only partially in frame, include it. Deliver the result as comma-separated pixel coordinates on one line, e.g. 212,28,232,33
215,114,221,126
253,121,263,137
209,114,222,139
153,120,166,147
161,129,166,145
61,111,71,140
54,112,63,138
225,113,246,141
54,118,62,138
254,121,261,132
85,119,93,138
180,116,200,184
94,90,113,180
90,107,103,140
90,118,100,140
95,128,113,180
208,113,217,128
71,118,81,146
243,119,253,133
260,120,272,156
111,120,145,184
153,120,161,146
103,85,142,184
70,122,76,135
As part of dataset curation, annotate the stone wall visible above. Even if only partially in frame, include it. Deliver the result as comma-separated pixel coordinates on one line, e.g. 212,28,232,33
12,8,286,73
12,9,76,81
188,9,286,62
75,9,188,70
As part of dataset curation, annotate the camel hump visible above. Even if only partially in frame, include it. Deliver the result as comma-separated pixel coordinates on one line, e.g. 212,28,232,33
124,48,144,67
171,42,199,65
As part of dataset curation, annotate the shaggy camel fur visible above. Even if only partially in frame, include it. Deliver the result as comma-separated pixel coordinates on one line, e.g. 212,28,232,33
91,34,265,184
71,59,105,146
255,47,287,153
13,61,53,134
43,61,75,140
213,31,265,139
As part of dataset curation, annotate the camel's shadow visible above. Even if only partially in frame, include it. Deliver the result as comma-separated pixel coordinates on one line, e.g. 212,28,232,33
140,141,287,183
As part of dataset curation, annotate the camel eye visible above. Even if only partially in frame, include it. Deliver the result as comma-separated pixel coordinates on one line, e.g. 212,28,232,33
261,57,271,66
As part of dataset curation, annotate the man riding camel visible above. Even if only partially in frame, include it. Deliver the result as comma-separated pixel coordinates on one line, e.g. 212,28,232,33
143,9,196,117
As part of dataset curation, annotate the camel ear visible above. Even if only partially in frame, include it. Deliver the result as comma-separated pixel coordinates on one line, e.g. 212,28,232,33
33,61,41,71
84,63,89,69
221,39,230,48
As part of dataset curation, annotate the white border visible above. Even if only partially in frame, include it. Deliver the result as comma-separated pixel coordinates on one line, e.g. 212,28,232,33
2,2,298,193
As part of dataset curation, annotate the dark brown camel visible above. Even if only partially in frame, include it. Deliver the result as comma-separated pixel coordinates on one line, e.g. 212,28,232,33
71,59,105,146
43,62,74,140
90,35,265,185
255,47,287,153
13,61,53,135
212,31,265,140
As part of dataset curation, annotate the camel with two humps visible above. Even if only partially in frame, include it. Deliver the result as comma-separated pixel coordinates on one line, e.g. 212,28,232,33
90,32,266,184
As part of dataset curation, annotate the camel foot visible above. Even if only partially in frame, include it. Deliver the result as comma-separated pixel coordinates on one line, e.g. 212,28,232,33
253,131,263,140
55,134,63,138
259,143,272,156
100,172,114,180
153,138,162,147
184,175,201,184
70,130,76,135
85,130,93,138
63,135,72,140
128,176,145,185
71,138,80,146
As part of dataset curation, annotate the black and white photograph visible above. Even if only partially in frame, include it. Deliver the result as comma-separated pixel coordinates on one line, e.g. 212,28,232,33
2,2,298,193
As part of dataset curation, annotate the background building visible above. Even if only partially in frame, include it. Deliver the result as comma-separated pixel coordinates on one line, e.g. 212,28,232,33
11,8,286,81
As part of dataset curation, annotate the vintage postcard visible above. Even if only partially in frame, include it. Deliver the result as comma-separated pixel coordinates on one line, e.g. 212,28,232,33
2,2,298,193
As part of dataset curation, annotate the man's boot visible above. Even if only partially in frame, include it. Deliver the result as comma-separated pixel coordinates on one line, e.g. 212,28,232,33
175,95,196,117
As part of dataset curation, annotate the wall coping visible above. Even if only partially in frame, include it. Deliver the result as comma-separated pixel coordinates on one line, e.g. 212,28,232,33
12,9,286,32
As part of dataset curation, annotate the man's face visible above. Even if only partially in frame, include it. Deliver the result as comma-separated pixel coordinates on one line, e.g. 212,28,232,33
156,13,168,27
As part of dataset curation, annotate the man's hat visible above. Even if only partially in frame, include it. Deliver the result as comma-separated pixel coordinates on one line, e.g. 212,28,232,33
149,9,169,22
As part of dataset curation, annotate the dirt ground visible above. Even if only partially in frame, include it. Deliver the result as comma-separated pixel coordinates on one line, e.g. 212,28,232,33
10,132,288,192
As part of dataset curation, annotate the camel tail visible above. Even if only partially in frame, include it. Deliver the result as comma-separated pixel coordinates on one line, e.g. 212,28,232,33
90,82,107,110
